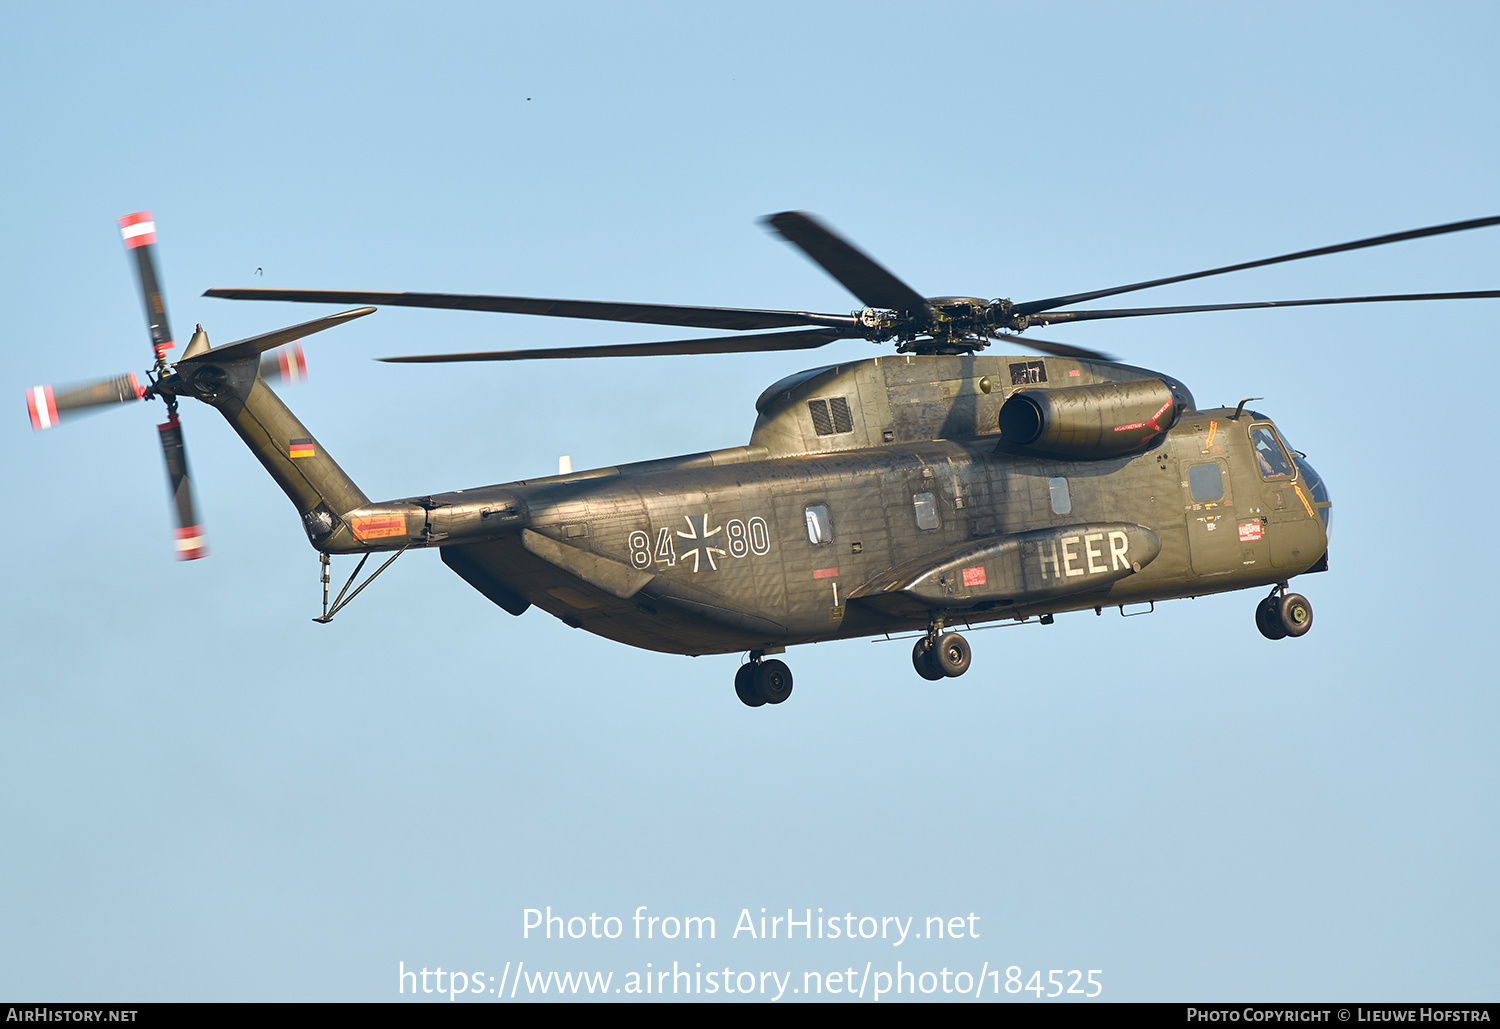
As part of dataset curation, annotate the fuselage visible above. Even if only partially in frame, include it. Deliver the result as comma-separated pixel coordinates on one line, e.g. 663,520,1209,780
324,354,1329,655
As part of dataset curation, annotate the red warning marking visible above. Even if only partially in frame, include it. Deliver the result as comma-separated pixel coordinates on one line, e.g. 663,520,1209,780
812,567,839,579
127,372,145,399
118,211,157,248
27,385,57,430
352,513,407,541
1239,522,1263,542
174,525,208,561
1068,369,1081,377
279,342,307,383
1113,400,1175,434
962,566,987,587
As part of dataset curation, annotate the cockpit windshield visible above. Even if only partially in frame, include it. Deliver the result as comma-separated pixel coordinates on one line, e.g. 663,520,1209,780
1250,425,1294,479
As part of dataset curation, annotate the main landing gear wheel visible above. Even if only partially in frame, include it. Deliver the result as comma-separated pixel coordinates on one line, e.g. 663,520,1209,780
1255,591,1313,639
913,631,971,679
933,632,972,677
735,656,793,706
912,638,945,680
735,662,765,707
754,659,794,704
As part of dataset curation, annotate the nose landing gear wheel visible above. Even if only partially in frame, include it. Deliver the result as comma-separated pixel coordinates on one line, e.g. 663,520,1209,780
1255,590,1313,639
1278,593,1313,637
1255,596,1288,640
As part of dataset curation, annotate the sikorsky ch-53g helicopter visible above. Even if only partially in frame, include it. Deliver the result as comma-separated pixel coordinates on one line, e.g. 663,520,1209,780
28,211,1500,705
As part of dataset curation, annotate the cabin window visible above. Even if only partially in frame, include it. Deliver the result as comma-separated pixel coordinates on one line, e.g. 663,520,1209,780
913,492,941,530
1250,425,1294,480
808,397,855,436
1048,477,1072,515
805,504,834,545
1188,463,1224,503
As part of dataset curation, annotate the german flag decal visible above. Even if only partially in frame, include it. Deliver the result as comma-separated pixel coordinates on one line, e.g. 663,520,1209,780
288,438,316,459
351,513,407,541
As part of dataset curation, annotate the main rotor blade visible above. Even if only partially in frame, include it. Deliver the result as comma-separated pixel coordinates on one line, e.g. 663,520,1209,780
986,334,1116,362
119,212,175,356
158,415,207,561
1013,215,1500,317
380,327,855,363
205,288,858,333
26,373,145,431
764,212,933,314
1025,290,1500,325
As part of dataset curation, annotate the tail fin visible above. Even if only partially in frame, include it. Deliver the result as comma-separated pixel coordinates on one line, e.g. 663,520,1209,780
174,308,374,548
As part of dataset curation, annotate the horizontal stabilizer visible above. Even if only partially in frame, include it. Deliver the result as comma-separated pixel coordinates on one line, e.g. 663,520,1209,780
181,307,375,366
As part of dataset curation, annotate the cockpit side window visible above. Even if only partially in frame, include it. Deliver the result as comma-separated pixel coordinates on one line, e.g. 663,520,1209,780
1250,425,1294,480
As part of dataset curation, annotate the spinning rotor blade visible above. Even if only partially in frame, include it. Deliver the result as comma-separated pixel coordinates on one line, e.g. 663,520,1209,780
985,334,1115,362
764,211,932,314
204,288,858,333
1020,290,1500,326
119,212,175,355
157,415,206,561
26,373,145,431
258,342,308,383
380,327,855,363
1012,215,1500,317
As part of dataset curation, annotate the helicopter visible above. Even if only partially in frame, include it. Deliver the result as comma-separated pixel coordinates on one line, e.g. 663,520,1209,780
27,210,1500,706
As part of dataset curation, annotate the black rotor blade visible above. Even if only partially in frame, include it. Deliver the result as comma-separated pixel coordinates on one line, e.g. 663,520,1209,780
157,415,206,561
119,212,175,356
986,334,1116,362
1013,215,1500,317
380,327,855,363
1026,290,1500,325
27,373,145,431
205,288,858,333
764,212,933,314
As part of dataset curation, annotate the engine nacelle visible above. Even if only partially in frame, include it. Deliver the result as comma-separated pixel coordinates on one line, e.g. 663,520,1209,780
997,378,1185,459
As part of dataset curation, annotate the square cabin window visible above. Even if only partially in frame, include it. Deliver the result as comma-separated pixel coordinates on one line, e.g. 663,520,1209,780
1048,477,1072,515
1189,463,1224,503
805,504,833,545
913,492,941,530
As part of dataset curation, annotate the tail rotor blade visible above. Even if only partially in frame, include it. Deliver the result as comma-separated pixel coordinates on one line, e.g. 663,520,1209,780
118,212,175,357
26,373,145,430
258,342,308,383
157,415,207,561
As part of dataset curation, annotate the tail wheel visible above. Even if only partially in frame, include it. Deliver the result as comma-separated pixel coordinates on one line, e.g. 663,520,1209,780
912,638,945,680
934,632,972,677
735,663,766,707
754,659,794,705
1278,593,1313,637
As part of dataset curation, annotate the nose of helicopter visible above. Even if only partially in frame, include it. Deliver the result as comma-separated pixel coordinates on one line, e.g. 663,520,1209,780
1293,453,1332,538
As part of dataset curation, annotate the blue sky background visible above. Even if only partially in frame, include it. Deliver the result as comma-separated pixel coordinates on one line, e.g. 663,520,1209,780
3,1,1497,1002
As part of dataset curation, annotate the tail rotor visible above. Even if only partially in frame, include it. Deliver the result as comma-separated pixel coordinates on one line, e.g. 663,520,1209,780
24,211,313,560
